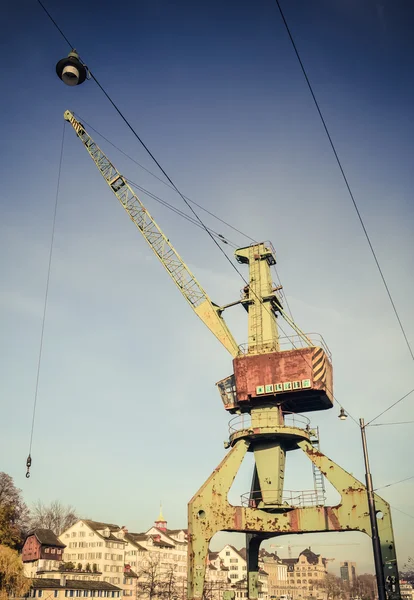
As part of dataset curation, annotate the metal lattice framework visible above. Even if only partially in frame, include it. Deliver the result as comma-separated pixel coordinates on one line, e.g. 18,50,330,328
64,110,239,357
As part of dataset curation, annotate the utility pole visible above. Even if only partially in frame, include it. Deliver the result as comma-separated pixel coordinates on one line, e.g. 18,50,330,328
360,418,386,600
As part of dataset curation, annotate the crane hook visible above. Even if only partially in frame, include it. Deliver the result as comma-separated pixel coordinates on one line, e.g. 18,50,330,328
26,454,32,479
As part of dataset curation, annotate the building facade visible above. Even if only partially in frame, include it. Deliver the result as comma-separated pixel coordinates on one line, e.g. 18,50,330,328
22,529,66,577
340,562,357,588
282,548,328,600
59,521,127,587
260,550,289,598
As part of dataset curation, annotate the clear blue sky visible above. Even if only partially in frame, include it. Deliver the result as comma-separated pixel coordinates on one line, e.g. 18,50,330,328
1,0,413,575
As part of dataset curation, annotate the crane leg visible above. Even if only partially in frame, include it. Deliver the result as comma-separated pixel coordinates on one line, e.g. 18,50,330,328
187,435,401,600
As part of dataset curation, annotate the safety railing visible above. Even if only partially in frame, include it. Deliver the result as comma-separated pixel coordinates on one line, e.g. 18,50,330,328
240,489,320,508
228,411,310,435
238,332,332,360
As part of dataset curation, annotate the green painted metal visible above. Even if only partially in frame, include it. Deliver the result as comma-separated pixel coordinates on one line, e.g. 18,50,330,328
188,429,401,600
235,243,281,355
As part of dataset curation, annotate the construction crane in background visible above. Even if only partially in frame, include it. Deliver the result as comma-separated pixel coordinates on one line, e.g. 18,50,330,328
270,543,360,559
63,110,401,600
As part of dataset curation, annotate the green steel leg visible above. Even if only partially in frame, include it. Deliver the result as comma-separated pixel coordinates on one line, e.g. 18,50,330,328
188,436,400,600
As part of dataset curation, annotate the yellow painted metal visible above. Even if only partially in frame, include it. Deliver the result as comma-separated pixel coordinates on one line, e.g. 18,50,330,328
235,243,279,354
188,433,400,600
251,407,285,505
63,110,239,357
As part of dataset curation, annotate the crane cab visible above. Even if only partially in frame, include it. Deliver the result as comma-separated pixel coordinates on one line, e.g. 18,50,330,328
217,344,333,415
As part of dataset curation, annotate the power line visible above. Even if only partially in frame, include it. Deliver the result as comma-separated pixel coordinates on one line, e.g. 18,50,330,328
390,505,414,521
37,1,246,287
366,388,414,426
371,420,414,427
26,122,65,479
125,177,239,248
274,0,414,363
375,475,414,492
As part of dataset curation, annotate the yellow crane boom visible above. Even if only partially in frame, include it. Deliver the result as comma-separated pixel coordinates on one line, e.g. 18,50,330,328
64,110,239,357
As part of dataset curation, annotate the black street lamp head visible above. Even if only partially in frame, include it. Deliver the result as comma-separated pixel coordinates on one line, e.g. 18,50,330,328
338,407,348,421
56,50,87,86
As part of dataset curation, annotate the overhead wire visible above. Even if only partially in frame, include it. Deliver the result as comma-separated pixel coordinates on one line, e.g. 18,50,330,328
390,506,414,521
375,475,414,492
74,113,257,245
37,0,363,428
75,115,304,327
366,388,414,427
371,420,414,427
26,121,65,478
37,1,244,281
125,177,239,249
274,0,414,363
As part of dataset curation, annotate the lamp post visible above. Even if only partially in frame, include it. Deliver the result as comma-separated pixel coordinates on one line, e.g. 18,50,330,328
338,410,386,600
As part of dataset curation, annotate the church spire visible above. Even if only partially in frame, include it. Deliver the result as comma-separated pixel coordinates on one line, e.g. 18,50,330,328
155,503,167,532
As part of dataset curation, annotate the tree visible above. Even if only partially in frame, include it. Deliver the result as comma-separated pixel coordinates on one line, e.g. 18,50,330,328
400,557,414,586
29,500,78,535
62,562,75,571
161,566,179,600
318,574,346,600
0,544,32,600
0,473,30,549
136,556,176,600
351,574,377,600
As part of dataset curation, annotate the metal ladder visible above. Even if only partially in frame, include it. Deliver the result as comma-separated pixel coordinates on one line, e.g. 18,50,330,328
310,427,326,505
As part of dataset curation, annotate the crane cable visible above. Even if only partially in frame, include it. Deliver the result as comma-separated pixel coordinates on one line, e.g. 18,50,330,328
74,114,295,321
274,0,414,364
73,113,257,246
36,1,384,430
26,122,65,478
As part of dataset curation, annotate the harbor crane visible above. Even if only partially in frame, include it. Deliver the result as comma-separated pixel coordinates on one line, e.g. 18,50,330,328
63,110,401,600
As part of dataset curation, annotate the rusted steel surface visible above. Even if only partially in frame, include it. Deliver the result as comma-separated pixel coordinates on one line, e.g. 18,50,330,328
233,347,333,412
187,436,400,600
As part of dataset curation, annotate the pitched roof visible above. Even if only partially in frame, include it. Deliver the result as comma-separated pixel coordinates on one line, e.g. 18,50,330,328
167,529,188,535
27,529,66,548
31,579,121,591
124,568,138,578
209,552,219,561
299,548,320,565
124,533,148,551
226,545,247,562
82,520,126,543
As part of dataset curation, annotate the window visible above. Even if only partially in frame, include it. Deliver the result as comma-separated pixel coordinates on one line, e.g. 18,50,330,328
230,575,238,579
72,533,77,538
105,554,110,560
66,534,70,538
51,548,56,554
45,548,50,553
230,559,238,564
226,552,230,556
